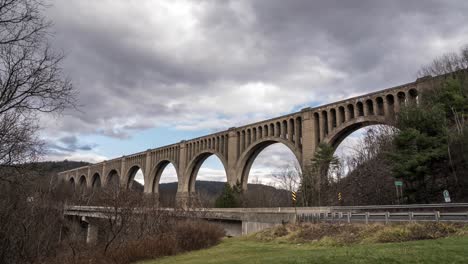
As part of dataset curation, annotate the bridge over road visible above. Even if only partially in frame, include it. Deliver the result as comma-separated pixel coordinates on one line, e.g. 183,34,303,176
64,203,468,242
58,74,454,207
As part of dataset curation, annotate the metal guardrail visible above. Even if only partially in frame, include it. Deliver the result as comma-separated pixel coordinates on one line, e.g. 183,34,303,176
298,211,468,224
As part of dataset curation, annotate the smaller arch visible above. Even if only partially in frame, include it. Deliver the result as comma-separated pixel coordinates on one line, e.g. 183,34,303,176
69,177,75,190
263,125,268,137
397,91,406,107
275,122,281,137
269,123,275,137
376,97,384,116
386,94,395,115
295,117,302,145
106,169,120,190
408,88,418,105
330,108,337,128
347,104,355,120
91,173,101,189
258,126,263,139
289,118,295,142
314,112,320,143
78,175,87,192
356,102,364,116
321,110,329,135
365,99,374,115
338,106,345,125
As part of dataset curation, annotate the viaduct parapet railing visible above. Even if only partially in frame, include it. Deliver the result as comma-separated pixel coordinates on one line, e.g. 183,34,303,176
58,74,453,206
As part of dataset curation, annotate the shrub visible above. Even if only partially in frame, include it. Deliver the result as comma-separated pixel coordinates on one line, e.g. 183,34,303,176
175,220,226,251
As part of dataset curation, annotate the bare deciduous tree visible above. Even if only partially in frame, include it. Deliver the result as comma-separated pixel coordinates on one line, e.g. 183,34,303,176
0,0,74,170
0,1,76,263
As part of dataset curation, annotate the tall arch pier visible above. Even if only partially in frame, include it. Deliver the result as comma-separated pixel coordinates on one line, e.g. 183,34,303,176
59,76,436,206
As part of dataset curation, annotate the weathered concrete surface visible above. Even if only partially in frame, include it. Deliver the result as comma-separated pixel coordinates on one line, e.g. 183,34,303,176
58,75,442,206
63,203,468,237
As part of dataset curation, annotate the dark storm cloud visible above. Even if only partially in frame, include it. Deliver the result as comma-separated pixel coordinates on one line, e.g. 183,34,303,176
44,0,468,138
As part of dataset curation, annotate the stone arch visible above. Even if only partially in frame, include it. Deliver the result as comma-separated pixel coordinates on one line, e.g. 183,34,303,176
69,177,75,189
184,150,228,193
338,106,345,125
148,159,179,193
314,112,320,144
125,165,144,190
397,91,406,106
236,137,302,190
408,88,418,105
347,104,355,119
106,169,120,189
91,173,101,189
78,175,87,192
386,94,395,115
323,115,390,148
376,97,384,116
330,108,337,128
365,99,374,115
356,101,364,116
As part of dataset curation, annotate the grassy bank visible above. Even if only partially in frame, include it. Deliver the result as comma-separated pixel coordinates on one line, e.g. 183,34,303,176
138,223,468,264
139,235,468,264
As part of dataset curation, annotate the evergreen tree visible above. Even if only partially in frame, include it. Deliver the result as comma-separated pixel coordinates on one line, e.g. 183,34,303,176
215,183,240,208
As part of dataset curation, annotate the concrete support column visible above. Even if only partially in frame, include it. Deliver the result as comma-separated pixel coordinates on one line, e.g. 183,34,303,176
354,104,360,118
120,157,126,188
86,167,91,189
101,161,107,188
327,110,334,135
240,132,245,153
337,109,343,126
344,106,350,122
144,150,152,193
86,221,99,245
363,102,369,116
301,109,315,168
227,129,239,186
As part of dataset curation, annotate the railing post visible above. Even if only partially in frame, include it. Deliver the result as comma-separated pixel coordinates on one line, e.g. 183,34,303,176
385,212,390,225
365,212,369,224
409,212,413,222
435,211,440,222
347,212,351,223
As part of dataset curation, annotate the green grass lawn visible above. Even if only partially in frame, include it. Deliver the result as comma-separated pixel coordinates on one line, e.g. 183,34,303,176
138,236,468,264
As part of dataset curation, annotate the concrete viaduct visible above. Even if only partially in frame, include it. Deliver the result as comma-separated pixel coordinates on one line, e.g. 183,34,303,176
58,76,434,206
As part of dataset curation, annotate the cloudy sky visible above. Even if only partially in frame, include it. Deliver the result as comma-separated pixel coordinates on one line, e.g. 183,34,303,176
41,0,468,184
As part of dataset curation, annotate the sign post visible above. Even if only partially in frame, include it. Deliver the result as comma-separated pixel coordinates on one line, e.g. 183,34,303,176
291,191,297,220
394,181,403,204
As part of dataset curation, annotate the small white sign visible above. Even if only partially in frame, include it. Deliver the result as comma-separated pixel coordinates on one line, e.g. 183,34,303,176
443,190,451,203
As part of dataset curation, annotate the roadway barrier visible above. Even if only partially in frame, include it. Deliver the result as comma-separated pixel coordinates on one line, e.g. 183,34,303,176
298,211,468,224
